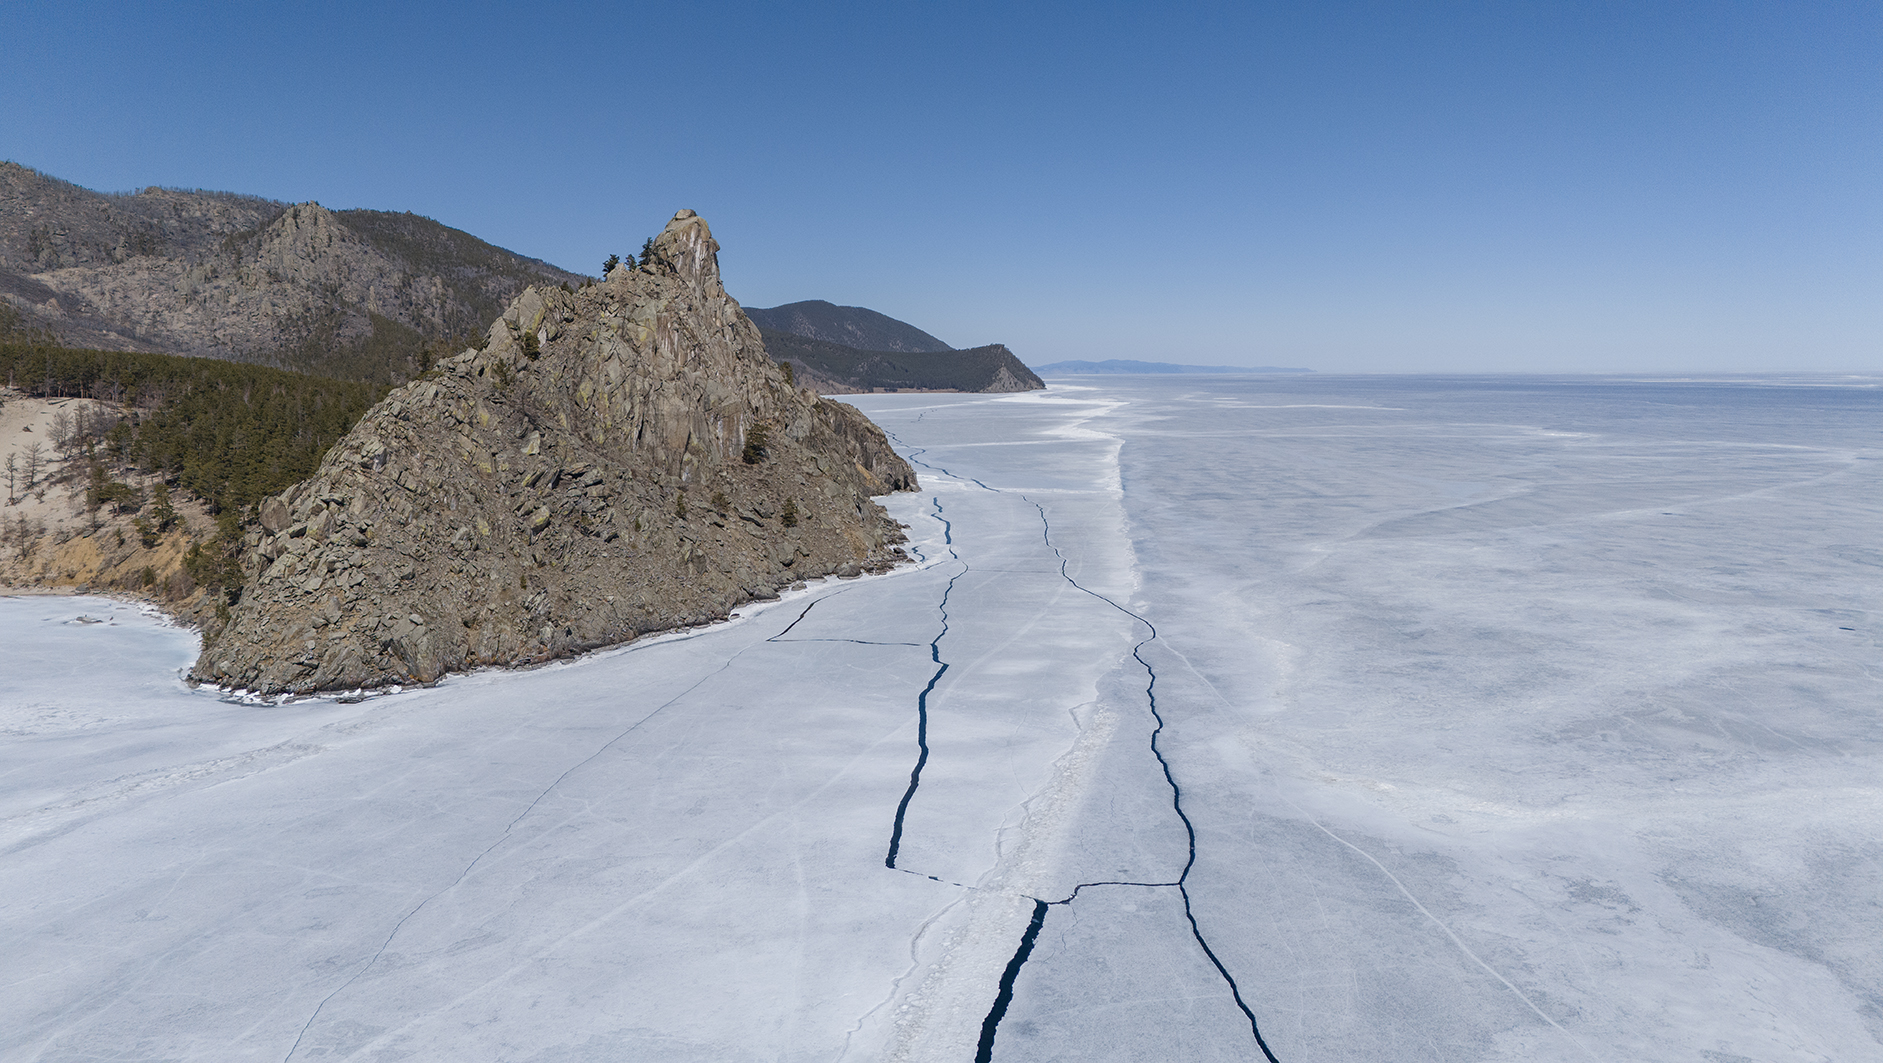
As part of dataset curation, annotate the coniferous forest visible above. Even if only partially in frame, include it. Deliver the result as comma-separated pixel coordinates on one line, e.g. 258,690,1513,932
1,322,384,516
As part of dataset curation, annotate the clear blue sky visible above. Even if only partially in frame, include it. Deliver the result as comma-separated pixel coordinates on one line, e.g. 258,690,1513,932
3,1,1877,371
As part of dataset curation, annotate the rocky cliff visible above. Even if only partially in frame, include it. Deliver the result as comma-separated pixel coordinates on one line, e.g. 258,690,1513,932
0,162,581,381
192,210,915,694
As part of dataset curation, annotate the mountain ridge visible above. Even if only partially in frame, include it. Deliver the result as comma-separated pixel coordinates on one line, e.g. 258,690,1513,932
745,301,1043,393
744,299,952,353
1032,358,1312,374
759,328,1043,394
0,161,582,383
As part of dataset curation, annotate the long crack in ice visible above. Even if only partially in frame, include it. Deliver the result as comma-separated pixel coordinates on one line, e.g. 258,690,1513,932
885,496,961,869
970,497,1284,1063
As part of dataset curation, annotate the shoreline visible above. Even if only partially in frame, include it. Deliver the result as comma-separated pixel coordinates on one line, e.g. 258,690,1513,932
1,551,927,702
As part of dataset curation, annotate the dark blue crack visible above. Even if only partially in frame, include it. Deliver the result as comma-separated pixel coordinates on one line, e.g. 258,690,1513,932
897,872,1184,902
885,495,962,869
974,497,1282,1063
882,430,931,473
769,638,924,647
1046,880,1182,905
895,866,972,887
975,898,1049,1063
877,431,1275,1058
883,429,1002,493
766,596,828,641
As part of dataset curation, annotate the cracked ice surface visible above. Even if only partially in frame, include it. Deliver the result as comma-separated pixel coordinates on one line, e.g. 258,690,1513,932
4,374,1881,1062
944,376,1883,1063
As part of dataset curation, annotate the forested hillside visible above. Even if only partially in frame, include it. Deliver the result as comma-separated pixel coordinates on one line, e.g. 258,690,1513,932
744,299,952,353
1,321,383,515
759,328,1043,393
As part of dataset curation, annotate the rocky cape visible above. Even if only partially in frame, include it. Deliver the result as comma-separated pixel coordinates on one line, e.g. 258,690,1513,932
745,299,953,353
759,329,1044,394
746,299,1044,394
193,210,915,694
1030,359,1312,374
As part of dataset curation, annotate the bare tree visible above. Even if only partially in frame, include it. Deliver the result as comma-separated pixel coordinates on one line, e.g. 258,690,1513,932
52,411,74,457
10,515,43,559
82,404,113,441
22,442,42,489
4,452,14,504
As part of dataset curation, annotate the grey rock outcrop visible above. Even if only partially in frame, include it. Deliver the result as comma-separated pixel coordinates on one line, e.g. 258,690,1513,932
193,210,915,693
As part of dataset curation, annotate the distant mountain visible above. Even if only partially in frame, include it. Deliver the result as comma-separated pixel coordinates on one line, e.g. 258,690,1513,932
0,161,584,383
1031,359,1312,374
760,328,1042,394
749,299,1041,393
744,300,952,353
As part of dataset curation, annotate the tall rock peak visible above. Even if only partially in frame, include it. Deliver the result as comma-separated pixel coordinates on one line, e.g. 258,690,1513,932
649,208,718,288
194,210,916,694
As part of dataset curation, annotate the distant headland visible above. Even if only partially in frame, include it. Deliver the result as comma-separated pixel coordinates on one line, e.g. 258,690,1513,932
1030,359,1312,375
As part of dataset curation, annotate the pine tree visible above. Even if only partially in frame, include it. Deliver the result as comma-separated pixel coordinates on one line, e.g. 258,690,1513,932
150,481,177,532
742,424,770,464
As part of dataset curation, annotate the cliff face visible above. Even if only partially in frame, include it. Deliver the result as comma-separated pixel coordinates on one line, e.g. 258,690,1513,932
193,210,915,694
0,162,581,380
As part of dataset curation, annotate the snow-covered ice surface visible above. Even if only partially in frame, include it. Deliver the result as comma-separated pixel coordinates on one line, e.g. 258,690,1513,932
3,374,1880,1061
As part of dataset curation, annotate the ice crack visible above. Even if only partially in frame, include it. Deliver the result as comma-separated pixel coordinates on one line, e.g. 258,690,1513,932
973,899,1048,1063
1046,880,1182,904
883,430,1002,494
885,496,961,869
865,451,1279,1059
968,498,1284,1063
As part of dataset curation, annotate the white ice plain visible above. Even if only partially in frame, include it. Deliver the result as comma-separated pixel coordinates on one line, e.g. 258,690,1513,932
2,374,1879,1062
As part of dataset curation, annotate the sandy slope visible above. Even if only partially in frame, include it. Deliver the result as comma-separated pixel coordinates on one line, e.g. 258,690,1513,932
0,387,213,604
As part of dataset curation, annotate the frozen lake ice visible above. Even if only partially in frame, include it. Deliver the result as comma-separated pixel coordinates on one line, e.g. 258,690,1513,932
2,374,1879,1061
